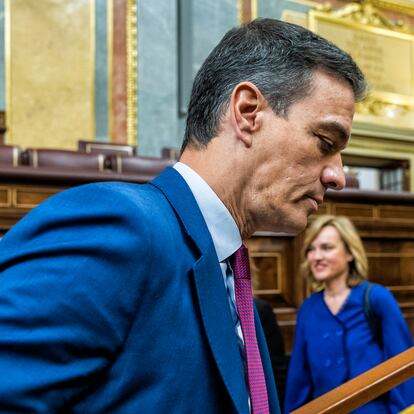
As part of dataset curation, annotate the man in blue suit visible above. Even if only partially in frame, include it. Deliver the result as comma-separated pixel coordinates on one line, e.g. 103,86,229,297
0,19,365,413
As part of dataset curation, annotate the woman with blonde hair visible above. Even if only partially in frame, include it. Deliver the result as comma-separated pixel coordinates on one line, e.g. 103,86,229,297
284,215,413,414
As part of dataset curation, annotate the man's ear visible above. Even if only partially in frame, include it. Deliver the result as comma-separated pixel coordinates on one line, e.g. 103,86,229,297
230,82,265,147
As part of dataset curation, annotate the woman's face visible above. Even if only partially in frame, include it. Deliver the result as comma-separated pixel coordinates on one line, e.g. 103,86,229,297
307,225,353,284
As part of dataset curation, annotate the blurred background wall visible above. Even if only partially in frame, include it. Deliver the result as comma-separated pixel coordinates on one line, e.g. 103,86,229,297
0,0,414,186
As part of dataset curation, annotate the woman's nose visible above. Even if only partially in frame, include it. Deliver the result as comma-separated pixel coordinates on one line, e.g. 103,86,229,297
309,249,322,261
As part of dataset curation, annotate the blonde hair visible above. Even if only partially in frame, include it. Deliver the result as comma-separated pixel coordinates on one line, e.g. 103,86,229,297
301,215,368,291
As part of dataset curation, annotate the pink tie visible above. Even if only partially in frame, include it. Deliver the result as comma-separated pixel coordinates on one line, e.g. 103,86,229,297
233,244,270,414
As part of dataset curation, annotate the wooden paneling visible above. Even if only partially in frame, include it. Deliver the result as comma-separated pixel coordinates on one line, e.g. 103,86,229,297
248,193,414,352
0,187,11,207
0,184,63,233
379,205,414,221
0,176,413,352
13,187,59,209
333,203,375,219
247,235,302,352
248,235,298,308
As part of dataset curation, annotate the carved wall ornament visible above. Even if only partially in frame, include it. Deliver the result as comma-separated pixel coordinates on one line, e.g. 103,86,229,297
307,4,414,133
287,0,412,31
126,0,138,146
327,0,410,33
356,96,413,118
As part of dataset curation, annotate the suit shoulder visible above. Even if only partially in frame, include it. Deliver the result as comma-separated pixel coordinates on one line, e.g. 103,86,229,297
50,181,162,207
0,181,175,252
15,181,168,225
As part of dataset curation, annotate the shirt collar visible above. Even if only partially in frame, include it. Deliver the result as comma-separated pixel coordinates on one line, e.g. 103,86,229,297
174,162,241,262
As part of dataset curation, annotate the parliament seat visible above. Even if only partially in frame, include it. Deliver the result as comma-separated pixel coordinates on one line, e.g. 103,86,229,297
0,145,21,167
22,149,109,173
78,140,137,157
108,154,175,175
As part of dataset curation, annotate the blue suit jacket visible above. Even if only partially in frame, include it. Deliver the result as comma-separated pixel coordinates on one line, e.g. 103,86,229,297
0,168,280,413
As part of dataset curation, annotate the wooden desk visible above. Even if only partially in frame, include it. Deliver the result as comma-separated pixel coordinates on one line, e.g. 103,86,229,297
248,189,414,351
1,167,414,351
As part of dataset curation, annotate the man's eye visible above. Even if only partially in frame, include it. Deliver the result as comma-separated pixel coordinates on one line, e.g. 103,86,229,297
317,136,334,154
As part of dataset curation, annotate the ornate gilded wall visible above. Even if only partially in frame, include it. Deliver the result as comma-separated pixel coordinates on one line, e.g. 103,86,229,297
0,0,114,150
1,0,413,160
263,0,414,190
6,0,95,149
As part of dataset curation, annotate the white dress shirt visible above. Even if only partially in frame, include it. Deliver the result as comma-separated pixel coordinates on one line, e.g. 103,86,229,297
173,162,243,342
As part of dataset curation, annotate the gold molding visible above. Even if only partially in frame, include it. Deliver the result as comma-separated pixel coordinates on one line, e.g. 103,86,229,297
251,0,258,20
352,125,414,142
356,95,413,117
90,0,96,141
238,0,258,24
126,0,137,146
107,0,114,141
0,187,12,208
308,7,414,134
327,1,410,33
5,0,10,144
369,0,414,18
308,7,414,40
289,0,414,19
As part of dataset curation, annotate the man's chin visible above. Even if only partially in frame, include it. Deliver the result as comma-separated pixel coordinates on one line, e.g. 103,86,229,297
284,222,307,235
260,217,308,235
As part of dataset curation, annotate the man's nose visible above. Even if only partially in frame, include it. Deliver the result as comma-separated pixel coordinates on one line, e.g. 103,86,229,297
321,154,346,191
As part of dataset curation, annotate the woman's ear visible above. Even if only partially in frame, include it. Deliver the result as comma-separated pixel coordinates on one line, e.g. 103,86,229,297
229,82,265,147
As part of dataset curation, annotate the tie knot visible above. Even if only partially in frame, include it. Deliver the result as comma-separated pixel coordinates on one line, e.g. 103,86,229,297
233,244,251,280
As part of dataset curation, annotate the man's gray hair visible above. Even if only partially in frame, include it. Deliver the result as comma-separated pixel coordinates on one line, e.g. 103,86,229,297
182,18,366,151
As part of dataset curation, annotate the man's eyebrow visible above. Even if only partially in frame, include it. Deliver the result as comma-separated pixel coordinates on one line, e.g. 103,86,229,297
317,121,350,148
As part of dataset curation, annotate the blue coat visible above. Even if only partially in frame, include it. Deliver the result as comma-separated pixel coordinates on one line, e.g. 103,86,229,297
0,168,280,413
284,281,414,414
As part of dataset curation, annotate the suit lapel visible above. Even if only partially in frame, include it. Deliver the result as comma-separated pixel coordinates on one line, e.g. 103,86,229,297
193,252,249,413
151,168,249,413
255,308,281,414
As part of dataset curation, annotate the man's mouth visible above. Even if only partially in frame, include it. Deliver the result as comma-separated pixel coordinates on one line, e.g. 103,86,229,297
306,195,323,212
309,195,323,206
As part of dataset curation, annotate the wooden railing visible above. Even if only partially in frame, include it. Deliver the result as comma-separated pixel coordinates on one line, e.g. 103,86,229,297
291,347,414,414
